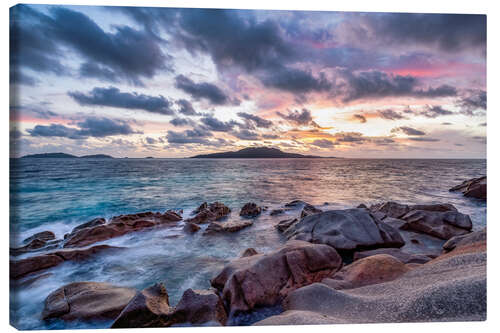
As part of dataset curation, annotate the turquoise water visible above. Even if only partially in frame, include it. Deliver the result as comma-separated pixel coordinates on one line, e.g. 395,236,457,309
10,158,486,329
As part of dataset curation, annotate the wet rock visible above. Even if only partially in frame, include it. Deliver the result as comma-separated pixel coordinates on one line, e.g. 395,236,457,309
10,238,61,256
450,176,486,200
112,283,173,328
284,208,404,252
357,203,368,209
300,204,322,218
353,248,434,264
70,218,106,234
322,254,410,290
186,202,231,224
211,240,342,314
193,202,208,214
241,248,258,257
23,231,55,244
239,203,262,217
400,210,472,240
204,220,253,234
42,282,136,321
11,254,63,280
270,209,285,216
171,288,227,326
275,218,298,232
442,228,486,253
64,211,179,248
10,245,120,279
284,200,309,208
183,222,201,234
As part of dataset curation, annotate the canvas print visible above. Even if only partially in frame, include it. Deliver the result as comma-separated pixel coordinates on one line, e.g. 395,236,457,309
9,4,486,330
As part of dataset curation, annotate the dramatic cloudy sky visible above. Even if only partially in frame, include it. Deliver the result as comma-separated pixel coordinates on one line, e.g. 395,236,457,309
10,4,486,157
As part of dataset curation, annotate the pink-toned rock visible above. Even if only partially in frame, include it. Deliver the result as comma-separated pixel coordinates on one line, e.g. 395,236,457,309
64,211,180,248
322,254,410,290
10,245,120,279
204,220,253,234
42,282,137,321
240,248,258,257
211,240,342,314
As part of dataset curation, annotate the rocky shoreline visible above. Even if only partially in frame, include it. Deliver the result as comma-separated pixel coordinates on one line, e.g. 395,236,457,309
10,176,487,327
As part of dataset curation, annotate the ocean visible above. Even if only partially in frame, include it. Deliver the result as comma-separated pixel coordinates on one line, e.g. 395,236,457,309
10,158,486,329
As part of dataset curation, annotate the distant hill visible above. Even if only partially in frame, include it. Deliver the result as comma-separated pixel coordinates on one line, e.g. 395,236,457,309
80,154,114,159
21,152,77,158
21,152,114,159
190,147,325,159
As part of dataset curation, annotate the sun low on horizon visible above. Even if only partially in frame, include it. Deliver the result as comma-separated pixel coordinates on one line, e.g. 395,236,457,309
10,5,486,158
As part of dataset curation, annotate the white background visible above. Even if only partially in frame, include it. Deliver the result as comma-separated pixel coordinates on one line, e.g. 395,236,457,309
1,0,498,332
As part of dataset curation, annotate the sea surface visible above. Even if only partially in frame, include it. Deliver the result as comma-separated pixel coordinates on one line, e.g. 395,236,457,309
10,158,487,330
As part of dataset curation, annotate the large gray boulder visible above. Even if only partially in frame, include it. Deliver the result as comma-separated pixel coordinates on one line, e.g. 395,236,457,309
42,282,137,321
211,240,342,314
443,228,486,253
400,210,472,240
283,208,404,252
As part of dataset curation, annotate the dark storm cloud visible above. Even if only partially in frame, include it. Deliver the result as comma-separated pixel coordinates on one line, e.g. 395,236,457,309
175,75,231,105
170,117,196,127
458,90,486,115
10,5,168,85
311,139,335,148
68,87,174,115
10,70,39,86
378,109,406,120
237,112,273,128
10,5,67,77
419,105,454,118
176,99,199,116
335,132,367,143
352,114,367,123
27,117,138,139
261,67,331,94
232,129,260,140
343,13,486,53
200,116,238,132
338,70,457,102
79,62,118,83
277,108,318,127
175,9,295,72
391,126,426,136
166,127,215,145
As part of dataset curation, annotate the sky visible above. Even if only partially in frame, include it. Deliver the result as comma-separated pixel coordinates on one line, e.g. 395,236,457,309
9,5,487,158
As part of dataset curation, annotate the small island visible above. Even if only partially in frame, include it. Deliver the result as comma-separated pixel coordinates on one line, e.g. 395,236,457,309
190,147,328,159
21,153,114,159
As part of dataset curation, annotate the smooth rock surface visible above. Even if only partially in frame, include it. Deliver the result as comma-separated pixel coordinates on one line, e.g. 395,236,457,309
204,220,253,234
284,208,404,252
211,240,343,314
400,210,472,240
322,254,410,290
42,282,136,321
257,247,486,324
353,248,434,264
